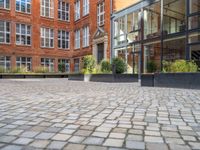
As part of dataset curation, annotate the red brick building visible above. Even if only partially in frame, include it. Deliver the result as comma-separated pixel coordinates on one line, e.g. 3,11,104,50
0,0,135,73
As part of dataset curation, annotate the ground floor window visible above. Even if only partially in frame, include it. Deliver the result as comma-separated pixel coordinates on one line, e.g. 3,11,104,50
16,57,32,72
58,59,70,72
41,58,54,72
0,56,11,72
190,44,200,67
74,58,79,73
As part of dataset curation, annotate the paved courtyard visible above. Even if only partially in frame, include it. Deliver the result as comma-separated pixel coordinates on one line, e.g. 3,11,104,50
0,79,200,150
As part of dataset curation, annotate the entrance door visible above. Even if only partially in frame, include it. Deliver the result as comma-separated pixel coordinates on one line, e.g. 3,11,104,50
97,43,104,63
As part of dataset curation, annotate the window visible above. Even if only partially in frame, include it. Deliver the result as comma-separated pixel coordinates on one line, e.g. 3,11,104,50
40,27,54,48
163,0,186,35
0,0,9,9
75,0,80,21
41,0,54,18
83,26,89,47
16,23,31,45
0,21,10,44
74,58,79,72
74,29,80,49
83,0,89,16
41,58,54,72
0,56,11,72
58,1,69,21
58,30,70,49
58,59,70,72
16,57,32,71
190,0,200,14
16,0,31,13
97,2,105,26
144,1,161,39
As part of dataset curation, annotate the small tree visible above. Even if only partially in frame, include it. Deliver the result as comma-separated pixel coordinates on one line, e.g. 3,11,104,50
101,60,111,73
112,57,127,74
82,55,96,74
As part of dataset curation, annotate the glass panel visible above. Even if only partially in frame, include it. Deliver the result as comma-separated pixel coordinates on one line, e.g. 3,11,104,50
144,41,161,73
163,0,186,35
190,0,200,14
190,44,200,67
144,1,161,39
163,38,186,62
189,15,200,30
189,32,200,43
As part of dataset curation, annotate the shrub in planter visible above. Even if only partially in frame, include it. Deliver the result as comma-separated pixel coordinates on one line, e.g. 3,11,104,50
34,66,49,73
147,61,157,73
11,67,27,73
58,63,65,73
163,60,198,73
112,57,127,74
0,66,5,73
101,60,111,73
82,55,96,74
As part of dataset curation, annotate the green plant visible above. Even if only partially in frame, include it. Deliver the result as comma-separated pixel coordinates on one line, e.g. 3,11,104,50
147,61,157,73
11,67,27,73
0,66,5,73
100,60,111,73
112,57,127,74
34,66,49,73
163,60,198,73
82,55,96,74
58,63,65,73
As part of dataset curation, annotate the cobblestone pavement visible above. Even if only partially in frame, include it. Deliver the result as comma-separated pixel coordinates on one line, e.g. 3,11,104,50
0,79,200,150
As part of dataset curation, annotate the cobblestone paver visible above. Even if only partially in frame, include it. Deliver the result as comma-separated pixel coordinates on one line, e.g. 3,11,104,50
0,79,200,150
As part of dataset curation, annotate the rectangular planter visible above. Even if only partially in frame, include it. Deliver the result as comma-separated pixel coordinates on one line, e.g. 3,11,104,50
0,73,68,79
68,74,84,81
141,74,154,87
68,74,138,83
154,73,200,89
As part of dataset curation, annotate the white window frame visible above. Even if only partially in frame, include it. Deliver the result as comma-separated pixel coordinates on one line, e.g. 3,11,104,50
40,0,54,18
75,0,80,21
16,23,31,46
97,2,105,26
41,58,54,72
16,0,31,14
40,27,54,48
0,0,10,9
0,56,11,71
58,59,70,72
16,57,32,71
83,0,89,16
83,26,89,47
58,1,70,21
58,30,70,49
0,21,10,44
74,58,79,72
75,29,80,49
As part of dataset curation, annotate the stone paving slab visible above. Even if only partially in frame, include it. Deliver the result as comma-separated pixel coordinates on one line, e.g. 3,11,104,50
0,79,200,150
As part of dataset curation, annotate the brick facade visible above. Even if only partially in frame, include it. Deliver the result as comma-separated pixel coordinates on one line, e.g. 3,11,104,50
0,0,138,73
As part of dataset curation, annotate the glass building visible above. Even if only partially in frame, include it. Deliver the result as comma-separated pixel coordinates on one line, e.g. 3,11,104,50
111,0,200,73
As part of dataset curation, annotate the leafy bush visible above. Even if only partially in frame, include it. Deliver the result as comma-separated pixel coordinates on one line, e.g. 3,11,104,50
163,60,198,73
82,55,96,74
112,57,127,74
34,66,49,73
101,60,111,73
0,66,5,73
11,67,27,73
147,61,157,73
58,63,65,73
